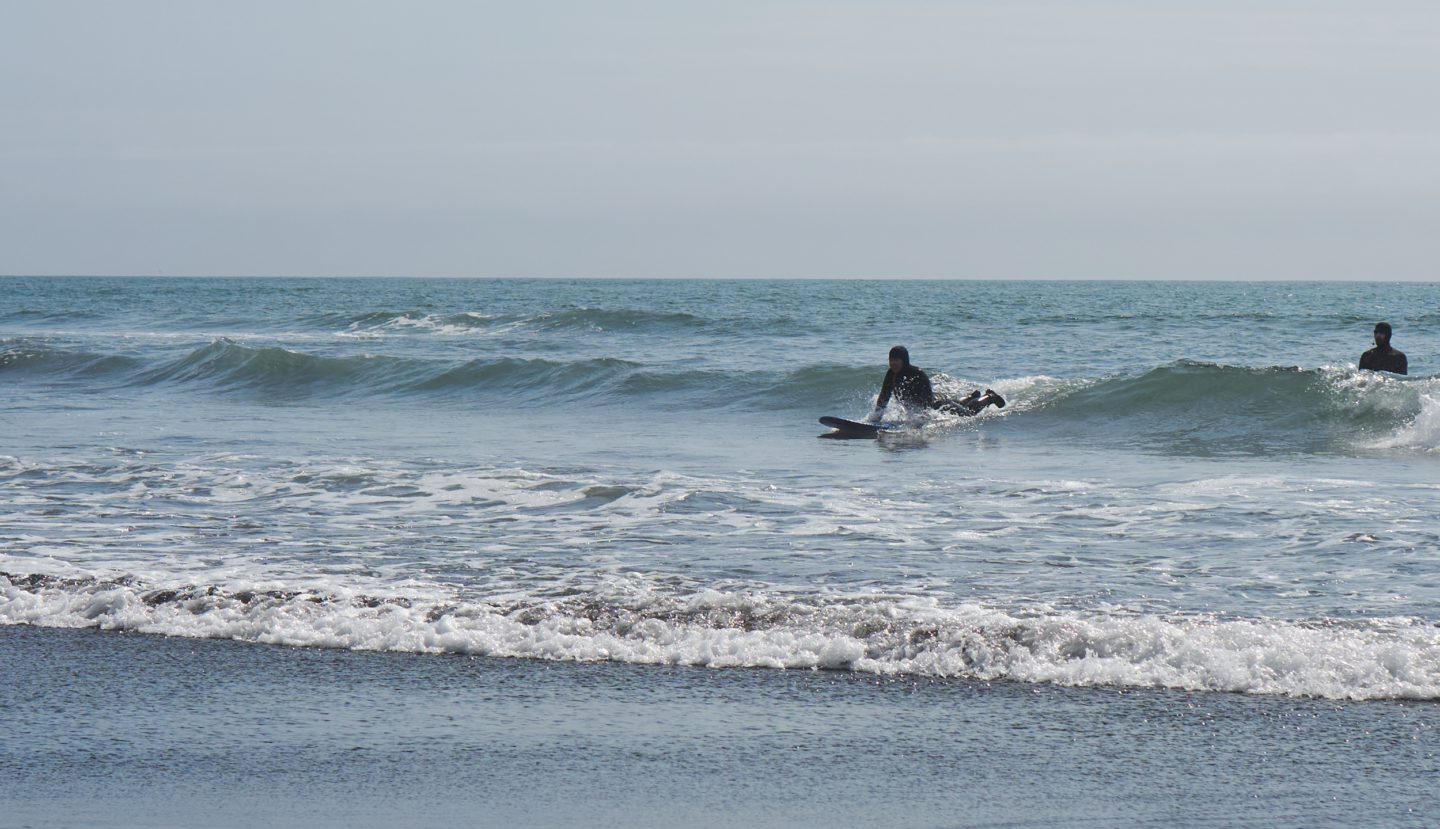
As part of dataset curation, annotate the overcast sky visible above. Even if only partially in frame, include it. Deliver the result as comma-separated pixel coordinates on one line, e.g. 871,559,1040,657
3,1,1439,279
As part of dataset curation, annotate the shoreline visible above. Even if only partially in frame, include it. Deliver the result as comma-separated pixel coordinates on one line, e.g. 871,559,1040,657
3,623,1435,829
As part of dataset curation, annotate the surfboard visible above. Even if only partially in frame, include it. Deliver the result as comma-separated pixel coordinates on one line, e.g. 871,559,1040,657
818,416,887,439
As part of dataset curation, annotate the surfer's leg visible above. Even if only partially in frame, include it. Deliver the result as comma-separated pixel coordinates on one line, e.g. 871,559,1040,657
933,389,981,415
941,389,1005,414
965,389,1005,411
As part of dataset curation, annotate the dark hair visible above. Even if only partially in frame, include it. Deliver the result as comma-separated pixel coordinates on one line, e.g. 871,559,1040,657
888,345,910,364
1375,321,1393,335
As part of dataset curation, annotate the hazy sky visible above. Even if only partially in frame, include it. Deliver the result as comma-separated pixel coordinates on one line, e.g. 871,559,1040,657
4,1,1439,279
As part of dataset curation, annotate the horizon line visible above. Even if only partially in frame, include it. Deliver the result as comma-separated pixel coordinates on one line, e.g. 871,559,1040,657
4,273,1438,284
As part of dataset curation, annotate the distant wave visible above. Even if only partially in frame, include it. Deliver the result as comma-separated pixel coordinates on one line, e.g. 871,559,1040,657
0,309,107,325
4,570,1437,701
290,306,830,342
525,308,708,333
312,307,713,337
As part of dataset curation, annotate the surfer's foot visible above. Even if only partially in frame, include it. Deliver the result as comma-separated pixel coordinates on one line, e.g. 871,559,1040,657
985,389,1006,409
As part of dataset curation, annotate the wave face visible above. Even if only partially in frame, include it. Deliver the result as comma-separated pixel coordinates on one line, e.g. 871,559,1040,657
1,339,143,379
136,339,425,396
4,571,1436,701
1005,361,1433,455
4,336,883,411
7,332,1438,452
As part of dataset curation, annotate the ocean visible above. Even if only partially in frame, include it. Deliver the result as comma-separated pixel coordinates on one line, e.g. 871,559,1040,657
2,276,1438,827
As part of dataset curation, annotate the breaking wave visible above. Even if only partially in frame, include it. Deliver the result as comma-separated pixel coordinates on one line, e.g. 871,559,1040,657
988,361,1435,455
3,570,1436,701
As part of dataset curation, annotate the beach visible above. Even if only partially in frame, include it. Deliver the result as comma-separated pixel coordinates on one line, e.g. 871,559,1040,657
5,624,1436,829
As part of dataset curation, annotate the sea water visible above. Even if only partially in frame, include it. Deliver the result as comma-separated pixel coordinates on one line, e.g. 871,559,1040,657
2,277,1438,827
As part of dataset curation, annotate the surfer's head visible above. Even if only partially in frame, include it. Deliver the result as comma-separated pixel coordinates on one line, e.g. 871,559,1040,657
888,345,910,372
1375,322,1393,347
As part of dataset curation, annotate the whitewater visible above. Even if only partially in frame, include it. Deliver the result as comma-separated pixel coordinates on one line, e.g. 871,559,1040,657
4,276,1440,828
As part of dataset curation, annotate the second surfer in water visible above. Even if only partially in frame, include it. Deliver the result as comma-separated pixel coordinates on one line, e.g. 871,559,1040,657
866,345,1005,422
1359,322,1407,375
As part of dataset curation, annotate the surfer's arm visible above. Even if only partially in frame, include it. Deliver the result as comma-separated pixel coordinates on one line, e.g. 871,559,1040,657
866,373,895,423
875,373,894,408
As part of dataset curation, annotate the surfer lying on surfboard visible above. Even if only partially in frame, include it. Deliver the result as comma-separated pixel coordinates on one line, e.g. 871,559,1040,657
864,345,1005,423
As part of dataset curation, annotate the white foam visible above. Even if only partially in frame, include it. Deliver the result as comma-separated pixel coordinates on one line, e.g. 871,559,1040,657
1368,392,1440,452
335,311,526,339
4,574,1437,701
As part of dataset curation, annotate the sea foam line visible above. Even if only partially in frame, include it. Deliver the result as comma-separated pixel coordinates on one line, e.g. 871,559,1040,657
3,572,1437,701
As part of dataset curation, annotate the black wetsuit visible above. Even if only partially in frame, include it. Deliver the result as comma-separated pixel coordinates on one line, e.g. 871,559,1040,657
877,363,1003,417
1360,347,1407,375
876,364,935,411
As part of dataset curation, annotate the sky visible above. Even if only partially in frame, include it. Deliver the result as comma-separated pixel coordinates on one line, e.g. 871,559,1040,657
3,0,1439,279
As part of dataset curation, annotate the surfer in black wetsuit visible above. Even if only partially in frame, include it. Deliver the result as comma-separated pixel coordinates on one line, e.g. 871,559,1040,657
866,346,1005,421
1359,322,1407,375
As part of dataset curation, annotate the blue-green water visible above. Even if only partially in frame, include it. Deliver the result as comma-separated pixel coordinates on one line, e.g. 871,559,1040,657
3,277,1439,827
